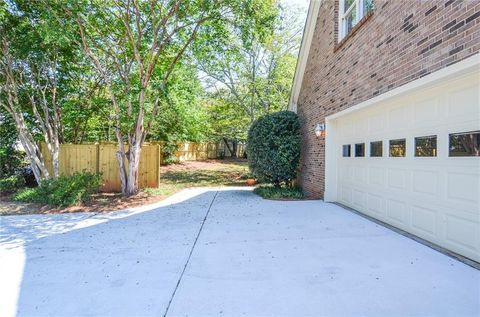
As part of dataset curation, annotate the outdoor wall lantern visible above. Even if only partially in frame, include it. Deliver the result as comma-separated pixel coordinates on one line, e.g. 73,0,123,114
315,123,325,138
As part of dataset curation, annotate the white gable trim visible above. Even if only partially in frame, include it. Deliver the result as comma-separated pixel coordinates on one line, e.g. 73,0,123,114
288,0,322,112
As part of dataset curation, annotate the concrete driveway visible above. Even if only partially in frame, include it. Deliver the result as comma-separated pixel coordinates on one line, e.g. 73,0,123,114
0,188,479,316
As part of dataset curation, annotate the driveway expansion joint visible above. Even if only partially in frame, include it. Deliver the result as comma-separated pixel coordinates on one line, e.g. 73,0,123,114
163,190,219,317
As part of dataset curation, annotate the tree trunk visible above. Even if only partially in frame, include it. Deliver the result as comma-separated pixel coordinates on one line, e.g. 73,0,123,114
223,138,236,158
231,140,238,158
15,116,50,183
125,141,141,196
112,96,143,196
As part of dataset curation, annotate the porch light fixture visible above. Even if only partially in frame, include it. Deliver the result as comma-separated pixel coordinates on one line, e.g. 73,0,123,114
315,123,325,138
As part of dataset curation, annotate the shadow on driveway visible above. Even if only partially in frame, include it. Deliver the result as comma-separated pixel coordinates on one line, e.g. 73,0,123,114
0,188,479,316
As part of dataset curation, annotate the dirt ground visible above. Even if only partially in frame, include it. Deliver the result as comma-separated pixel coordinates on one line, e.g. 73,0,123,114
0,159,249,216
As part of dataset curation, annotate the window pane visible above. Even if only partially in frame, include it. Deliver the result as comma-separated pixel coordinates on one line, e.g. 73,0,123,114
415,136,437,157
389,139,406,157
345,9,357,34
344,0,355,11
355,143,365,157
370,141,382,157
449,131,480,157
342,144,351,157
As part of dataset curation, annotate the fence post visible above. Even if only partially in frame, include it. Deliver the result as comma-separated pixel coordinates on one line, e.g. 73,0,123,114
95,142,100,174
157,143,161,187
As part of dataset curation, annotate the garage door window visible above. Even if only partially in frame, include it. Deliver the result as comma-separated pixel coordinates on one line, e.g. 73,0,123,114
389,139,406,157
342,144,351,157
415,135,437,157
370,141,382,157
449,131,480,157
355,143,365,157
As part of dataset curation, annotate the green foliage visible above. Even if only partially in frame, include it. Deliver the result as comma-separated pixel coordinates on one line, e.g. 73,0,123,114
247,111,300,187
204,93,250,143
254,185,304,200
160,142,180,165
0,175,25,194
0,112,25,177
149,65,209,143
1,0,305,188
13,188,37,202
14,172,102,206
199,3,304,143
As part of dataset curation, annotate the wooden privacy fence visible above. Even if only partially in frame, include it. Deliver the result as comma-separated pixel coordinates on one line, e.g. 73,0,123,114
217,142,246,158
40,142,161,192
161,141,246,164
40,141,246,192
172,142,219,162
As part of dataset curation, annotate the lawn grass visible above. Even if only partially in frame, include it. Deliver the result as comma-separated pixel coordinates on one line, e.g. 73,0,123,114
145,159,249,197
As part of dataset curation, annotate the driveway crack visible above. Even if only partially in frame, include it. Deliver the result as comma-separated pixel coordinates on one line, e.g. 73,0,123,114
163,190,219,317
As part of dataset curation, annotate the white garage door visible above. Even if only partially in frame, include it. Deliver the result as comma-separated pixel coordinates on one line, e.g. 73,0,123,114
331,70,480,263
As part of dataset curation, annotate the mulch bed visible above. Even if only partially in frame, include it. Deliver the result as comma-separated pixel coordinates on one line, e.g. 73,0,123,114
0,192,167,216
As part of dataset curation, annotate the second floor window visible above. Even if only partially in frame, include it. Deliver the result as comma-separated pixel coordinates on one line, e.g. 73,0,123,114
338,0,374,41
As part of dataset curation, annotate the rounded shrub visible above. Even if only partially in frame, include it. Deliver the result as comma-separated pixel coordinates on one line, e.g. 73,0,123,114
247,111,300,187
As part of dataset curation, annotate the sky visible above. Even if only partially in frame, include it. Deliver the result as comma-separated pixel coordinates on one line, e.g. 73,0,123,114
282,0,309,28
284,0,310,14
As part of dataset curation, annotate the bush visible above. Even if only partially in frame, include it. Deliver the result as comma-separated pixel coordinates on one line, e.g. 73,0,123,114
0,147,25,178
161,142,179,165
247,111,300,187
14,172,102,206
254,185,304,200
0,175,25,194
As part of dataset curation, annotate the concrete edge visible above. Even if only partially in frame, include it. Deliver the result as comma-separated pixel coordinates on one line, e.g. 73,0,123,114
333,202,480,271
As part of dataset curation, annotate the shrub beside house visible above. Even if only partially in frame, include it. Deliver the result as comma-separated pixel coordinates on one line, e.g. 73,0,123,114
247,111,303,199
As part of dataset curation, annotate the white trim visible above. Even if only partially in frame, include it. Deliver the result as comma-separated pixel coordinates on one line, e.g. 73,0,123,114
288,0,322,112
324,53,480,202
324,117,338,202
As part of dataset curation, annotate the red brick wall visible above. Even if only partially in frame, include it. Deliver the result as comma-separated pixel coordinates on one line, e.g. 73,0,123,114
297,0,480,198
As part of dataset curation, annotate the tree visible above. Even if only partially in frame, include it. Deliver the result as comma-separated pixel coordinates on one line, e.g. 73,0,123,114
0,1,81,181
62,0,276,195
203,90,250,157
199,2,303,124
148,63,208,143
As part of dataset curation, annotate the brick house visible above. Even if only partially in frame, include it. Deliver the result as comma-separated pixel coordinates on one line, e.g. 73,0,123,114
289,0,480,263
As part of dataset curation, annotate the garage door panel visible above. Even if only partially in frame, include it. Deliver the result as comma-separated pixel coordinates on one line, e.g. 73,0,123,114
445,214,479,252
352,189,366,209
387,168,407,190
412,170,440,196
333,71,480,263
368,167,386,185
414,97,440,126
446,172,479,204
386,199,409,226
447,85,479,119
411,205,438,238
367,194,386,217
354,166,367,183
340,185,352,204
354,119,368,136
368,113,385,133
340,120,355,138
389,105,412,132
